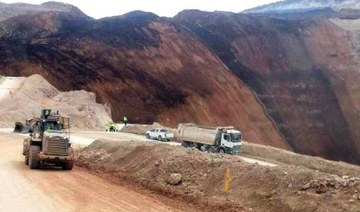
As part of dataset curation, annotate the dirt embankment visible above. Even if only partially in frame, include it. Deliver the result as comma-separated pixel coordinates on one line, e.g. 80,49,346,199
242,141,360,177
77,140,360,212
124,123,360,177
0,74,112,129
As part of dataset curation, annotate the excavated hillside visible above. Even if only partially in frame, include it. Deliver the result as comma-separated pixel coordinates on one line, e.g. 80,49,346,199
0,1,88,21
175,10,360,164
2,1,360,164
0,9,287,149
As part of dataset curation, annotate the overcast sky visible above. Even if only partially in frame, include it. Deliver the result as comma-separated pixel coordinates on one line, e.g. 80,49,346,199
0,0,281,18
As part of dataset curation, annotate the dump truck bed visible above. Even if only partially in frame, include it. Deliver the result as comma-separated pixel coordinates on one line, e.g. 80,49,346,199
177,124,220,146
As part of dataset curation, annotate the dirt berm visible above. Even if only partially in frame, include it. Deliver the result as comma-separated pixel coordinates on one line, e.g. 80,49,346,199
122,124,360,177
77,140,360,212
242,141,360,177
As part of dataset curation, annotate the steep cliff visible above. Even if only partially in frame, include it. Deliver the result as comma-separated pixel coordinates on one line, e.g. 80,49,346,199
2,1,360,164
175,10,360,163
0,9,287,149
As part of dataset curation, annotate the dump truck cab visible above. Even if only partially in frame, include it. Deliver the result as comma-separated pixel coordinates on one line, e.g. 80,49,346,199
219,129,242,154
23,109,74,170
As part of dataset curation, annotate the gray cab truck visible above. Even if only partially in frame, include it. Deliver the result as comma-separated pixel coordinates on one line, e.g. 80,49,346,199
22,109,74,170
176,123,242,154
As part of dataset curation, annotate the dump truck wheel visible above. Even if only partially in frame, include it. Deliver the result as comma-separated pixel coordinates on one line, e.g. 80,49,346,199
208,146,217,153
62,161,74,170
146,134,150,139
218,148,225,154
29,145,40,169
158,135,163,141
25,154,29,166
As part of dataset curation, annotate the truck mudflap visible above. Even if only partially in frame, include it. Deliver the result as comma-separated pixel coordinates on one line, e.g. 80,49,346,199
38,152,74,161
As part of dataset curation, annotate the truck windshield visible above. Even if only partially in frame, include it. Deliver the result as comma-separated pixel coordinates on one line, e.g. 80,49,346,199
44,121,62,132
230,133,241,143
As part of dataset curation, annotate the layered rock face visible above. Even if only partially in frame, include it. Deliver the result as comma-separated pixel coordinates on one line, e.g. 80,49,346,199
175,10,360,163
0,8,287,149
2,1,360,164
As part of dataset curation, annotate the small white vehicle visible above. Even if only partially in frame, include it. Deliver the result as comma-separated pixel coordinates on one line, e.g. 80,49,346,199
146,128,174,141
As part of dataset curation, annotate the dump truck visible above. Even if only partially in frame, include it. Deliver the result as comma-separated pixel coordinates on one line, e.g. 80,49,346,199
176,123,242,154
22,109,74,170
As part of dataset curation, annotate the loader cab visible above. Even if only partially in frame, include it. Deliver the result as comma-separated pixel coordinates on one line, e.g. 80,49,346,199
43,120,63,132
30,120,64,140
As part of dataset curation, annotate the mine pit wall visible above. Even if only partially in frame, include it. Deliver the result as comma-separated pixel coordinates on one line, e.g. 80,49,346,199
2,10,360,164
0,13,289,150
176,13,360,164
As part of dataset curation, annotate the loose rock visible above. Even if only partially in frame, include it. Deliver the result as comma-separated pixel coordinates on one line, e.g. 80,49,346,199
167,173,182,186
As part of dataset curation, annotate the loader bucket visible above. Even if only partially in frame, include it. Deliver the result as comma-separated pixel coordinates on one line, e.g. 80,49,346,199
14,122,24,133
14,122,30,133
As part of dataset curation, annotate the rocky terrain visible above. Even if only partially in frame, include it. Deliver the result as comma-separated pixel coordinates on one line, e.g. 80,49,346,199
0,5,286,149
0,1,87,21
77,139,360,212
1,1,360,164
246,0,360,13
175,9,360,164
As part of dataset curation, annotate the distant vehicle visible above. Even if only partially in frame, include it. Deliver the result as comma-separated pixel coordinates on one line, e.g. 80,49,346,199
146,128,174,141
176,123,242,154
105,123,122,132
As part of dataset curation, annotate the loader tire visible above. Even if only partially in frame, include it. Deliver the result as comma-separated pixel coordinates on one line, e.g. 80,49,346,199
29,145,40,169
25,154,29,166
62,160,74,170
218,148,225,154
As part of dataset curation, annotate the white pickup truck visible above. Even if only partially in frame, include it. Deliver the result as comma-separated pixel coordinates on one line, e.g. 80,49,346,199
146,128,174,141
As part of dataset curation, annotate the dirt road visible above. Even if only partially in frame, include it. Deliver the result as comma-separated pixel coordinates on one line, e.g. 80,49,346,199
70,131,278,167
0,132,185,212
2,127,277,167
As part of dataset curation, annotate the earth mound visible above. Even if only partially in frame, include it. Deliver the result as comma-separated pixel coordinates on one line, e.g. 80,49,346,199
0,74,112,129
77,139,360,212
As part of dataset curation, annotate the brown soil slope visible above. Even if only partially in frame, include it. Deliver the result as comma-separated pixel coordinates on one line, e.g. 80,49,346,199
0,11,286,148
175,11,360,164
